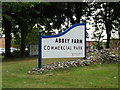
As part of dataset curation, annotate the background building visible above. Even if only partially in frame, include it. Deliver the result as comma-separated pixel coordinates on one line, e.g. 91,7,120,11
0,35,5,48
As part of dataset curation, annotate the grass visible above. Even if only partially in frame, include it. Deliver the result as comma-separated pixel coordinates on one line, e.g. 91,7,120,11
0,60,2,89
2,56,119,88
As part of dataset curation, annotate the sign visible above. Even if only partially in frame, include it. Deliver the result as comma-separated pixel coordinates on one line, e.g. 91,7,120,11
29,45,38,56
38,23,86,68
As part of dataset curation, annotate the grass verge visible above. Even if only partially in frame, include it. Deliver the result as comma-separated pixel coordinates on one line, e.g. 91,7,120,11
2,57,119,88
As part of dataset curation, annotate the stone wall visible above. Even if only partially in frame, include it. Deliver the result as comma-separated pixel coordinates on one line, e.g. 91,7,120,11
29,49,120,74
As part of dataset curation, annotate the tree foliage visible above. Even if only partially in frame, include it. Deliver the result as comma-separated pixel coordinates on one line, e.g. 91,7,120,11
89,2,120,48
2,2,40,57
2,2,119,58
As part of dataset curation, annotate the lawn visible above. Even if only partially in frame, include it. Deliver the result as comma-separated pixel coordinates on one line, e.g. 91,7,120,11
2,56,119,88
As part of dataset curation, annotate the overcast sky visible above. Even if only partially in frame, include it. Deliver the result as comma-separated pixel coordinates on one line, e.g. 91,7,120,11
86,23,119,41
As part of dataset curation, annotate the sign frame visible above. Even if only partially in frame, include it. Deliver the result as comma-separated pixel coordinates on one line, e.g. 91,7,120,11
38,23,86,68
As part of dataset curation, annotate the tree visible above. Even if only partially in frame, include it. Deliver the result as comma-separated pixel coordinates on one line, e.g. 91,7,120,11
2,2,39,57
39,2,66,34
2,3,15,58
12,2,42,56
90,3,105,49
92,29,104,49
41,2,90,35
2,2,91,58
63,2,89,25
103,2,120,48
89,2,120,48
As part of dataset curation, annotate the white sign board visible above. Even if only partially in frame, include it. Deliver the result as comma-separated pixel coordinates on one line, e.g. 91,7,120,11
30,45,38,56
42,24,86,58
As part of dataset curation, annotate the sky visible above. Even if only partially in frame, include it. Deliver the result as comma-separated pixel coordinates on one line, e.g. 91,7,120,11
86,23,119,41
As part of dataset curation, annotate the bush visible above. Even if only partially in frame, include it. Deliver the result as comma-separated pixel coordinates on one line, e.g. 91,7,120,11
11,50,29,57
